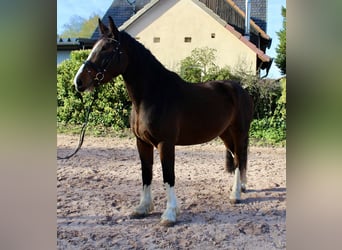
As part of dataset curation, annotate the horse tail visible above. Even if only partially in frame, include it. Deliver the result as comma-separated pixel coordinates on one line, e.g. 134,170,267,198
225,85,253,174
225,134,249,173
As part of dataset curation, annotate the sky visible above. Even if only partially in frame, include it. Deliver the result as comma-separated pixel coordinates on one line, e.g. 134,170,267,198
57,0,286,79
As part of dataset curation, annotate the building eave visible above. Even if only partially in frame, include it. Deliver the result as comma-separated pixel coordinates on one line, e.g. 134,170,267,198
57,38,97,50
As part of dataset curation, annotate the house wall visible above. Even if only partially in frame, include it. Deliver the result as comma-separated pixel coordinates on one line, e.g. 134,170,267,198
57,51,72,65
125,0,256,72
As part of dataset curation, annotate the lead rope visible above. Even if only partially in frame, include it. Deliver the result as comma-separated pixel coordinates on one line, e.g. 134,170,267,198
57,88,99,160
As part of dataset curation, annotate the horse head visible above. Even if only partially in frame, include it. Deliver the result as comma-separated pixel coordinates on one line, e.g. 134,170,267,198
74,16,127,92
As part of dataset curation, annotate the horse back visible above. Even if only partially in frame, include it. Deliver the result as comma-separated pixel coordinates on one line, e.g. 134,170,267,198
198,80,254,133
215,80,254,131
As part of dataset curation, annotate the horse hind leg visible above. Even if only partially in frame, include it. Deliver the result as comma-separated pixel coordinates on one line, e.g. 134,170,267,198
238,135,249,193
230,166,241,204
226,149,244,204
231,134,249,203
220,130,248,204
131,138,154,218
219,130,235,173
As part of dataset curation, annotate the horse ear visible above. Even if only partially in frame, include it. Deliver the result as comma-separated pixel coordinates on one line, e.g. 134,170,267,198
98,18,109,36
108,16,119,38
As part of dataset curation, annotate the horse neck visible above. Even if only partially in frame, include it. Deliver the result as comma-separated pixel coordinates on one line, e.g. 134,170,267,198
121,36,170,108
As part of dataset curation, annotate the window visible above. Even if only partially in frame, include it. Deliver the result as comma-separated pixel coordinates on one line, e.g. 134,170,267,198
184,37,192,43
153,37,160,43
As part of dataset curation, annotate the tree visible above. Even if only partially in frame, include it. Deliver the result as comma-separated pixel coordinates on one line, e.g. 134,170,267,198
59,15,85,38
275,6,286,75
78,14,100,38
59,13,100,38
179,47,218,82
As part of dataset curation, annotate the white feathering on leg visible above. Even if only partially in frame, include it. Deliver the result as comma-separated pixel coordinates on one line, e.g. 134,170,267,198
230,168,241,203
161,183,179,225
133,185,154,215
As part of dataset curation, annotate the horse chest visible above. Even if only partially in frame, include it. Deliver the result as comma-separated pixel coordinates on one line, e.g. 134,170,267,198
131,106,161,145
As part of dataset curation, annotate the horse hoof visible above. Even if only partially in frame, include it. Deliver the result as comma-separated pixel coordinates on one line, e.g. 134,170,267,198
130,203,154,219
129,212,148,219
241,183,247,193
160,219,176,227
230,198,241,204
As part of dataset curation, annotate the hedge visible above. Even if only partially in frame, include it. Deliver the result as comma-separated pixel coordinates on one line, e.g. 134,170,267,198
57,50,131,132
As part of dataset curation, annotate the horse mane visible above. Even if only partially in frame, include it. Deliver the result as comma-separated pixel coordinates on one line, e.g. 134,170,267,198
119,31,183,84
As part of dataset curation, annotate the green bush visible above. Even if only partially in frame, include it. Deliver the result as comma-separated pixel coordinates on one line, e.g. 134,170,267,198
244,78,286,144
57,50,131,131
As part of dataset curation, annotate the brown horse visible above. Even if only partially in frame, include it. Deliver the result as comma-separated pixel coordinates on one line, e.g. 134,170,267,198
74,16,254,226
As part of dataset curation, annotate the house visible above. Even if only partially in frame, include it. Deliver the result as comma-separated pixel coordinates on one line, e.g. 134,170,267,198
58,0,272,75
93,0,271,51
119,0,272,75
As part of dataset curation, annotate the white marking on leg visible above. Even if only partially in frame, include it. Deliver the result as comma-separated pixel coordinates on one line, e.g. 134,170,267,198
230,168,241,203
161,183,179,224
134,185,154,215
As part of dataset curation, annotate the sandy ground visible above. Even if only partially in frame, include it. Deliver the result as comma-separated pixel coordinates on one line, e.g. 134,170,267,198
57,134,286,249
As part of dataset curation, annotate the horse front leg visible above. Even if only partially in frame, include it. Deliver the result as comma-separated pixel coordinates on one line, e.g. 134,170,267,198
158,142,179,226
131,138,154,218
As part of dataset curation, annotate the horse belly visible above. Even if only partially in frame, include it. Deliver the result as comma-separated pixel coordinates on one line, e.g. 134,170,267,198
176,112,231,145
174,83,236,145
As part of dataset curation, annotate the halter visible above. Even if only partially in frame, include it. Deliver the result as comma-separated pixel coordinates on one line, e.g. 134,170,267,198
83,38,122,87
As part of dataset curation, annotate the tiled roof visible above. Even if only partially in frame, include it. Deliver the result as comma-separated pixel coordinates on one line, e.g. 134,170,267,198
224,24,271,63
